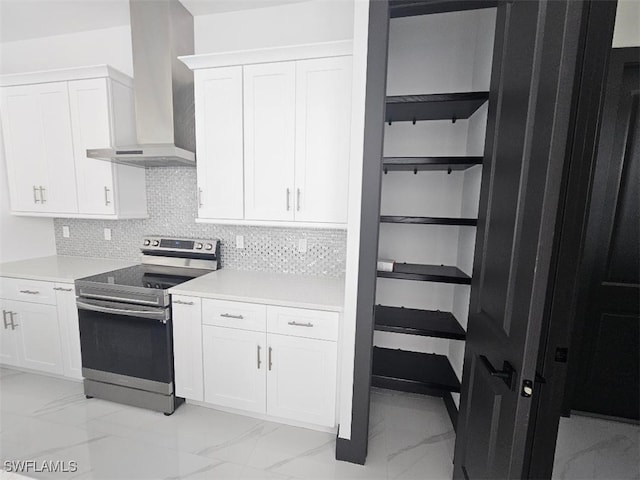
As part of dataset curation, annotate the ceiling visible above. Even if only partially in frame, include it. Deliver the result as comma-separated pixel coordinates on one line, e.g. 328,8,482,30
0,0,308,43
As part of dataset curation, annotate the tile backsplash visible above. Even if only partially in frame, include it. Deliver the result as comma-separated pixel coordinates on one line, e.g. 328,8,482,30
54,168,347,277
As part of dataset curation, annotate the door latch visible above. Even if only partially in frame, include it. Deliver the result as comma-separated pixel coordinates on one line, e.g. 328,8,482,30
521,372,546,397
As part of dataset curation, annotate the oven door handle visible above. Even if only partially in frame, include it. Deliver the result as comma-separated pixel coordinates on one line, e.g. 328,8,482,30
76,300,169,323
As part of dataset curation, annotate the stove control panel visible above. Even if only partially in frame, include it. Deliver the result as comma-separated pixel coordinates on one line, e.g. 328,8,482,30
141,237,220,255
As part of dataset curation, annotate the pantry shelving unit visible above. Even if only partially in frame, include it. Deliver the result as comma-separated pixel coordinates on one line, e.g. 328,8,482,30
372,16,490,426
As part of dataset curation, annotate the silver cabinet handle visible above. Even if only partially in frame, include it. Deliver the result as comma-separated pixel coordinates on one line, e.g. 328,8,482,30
296,188,301,211
268,346,273,371
104,186,111,206
40,186,46,204
287,321,314,328
286,188,291,211
198,188,203,208
257,345,262,369
53,287,73,292
33,185,40,204
220,313,244,319
19,290,40,295
9,312,18,330
173,300,194,305
2,310,10,329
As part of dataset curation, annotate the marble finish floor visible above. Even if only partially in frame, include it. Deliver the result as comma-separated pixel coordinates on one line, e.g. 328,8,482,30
0,368,455,479
552,413,640,479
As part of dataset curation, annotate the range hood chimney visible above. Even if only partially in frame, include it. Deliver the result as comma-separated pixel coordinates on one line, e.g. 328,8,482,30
87,0,195,167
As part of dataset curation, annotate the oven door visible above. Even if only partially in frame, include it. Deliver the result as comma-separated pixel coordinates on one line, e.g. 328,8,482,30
77,298,174,393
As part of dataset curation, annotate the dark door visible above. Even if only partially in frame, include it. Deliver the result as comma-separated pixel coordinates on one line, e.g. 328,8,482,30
570,48,640,420
453,1,588,478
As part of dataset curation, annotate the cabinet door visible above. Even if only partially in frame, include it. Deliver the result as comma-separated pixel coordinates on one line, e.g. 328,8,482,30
68,78,116,215
266,333,337,427
8,300,63,375
0,301,19,367
172,296,203,401
195,67,244,220
243,62,296,221
0,83,77,214
294,57,352,223
203,325,266,414
54,284,82,379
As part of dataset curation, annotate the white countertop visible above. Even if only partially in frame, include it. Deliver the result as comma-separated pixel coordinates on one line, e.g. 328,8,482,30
169,269,345,311
0,255,135,283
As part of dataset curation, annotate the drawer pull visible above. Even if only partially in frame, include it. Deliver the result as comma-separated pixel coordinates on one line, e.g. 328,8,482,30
288,321,314,328
220,313,244,320
19,290,40,295
53,287,73,292
257,345,262,369
173,300,194,305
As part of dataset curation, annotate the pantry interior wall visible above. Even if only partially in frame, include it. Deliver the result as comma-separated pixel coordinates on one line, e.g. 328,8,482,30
376,9,496,407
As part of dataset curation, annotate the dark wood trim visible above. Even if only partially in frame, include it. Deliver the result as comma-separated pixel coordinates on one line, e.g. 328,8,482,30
524,2,618,479
378,263,471,284
390,0,498,18
334,0,389,466
383,156,483,172
380,216,478,226
443,391,459,431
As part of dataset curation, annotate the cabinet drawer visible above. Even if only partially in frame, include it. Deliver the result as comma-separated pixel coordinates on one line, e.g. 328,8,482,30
267,306,339,341
0,277,56,305
202,299,266,331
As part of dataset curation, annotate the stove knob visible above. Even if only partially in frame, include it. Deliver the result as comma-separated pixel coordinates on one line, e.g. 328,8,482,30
143,239,151,246
195,243,203,250
152,240,160,247
205,243,213,251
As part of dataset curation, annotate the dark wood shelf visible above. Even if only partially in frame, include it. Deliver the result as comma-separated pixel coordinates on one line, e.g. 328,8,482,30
372,347,461,393
375,305,466,340
390,0,498,18
380,216,477,226
383,156,483,172
386,91,489,123
378,262,471,284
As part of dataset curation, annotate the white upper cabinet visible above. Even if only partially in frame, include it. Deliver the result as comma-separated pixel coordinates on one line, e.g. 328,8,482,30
243,62,296,221
1,82,78,215
0,65,147,219
294,57,352,223
194,66,244,220
180,41,353,227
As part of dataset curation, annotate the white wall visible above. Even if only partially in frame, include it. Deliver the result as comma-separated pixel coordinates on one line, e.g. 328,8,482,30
0,25,134,263
613,0,640,48
194,0,354,53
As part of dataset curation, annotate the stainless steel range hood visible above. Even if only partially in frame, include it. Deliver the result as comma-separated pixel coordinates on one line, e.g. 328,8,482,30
87,0,195,167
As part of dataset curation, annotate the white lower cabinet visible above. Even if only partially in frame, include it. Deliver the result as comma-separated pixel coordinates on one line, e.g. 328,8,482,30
1,299,63,375
266,333,337,427
203,326,266,413
172,296,204,401
0,278,81,379
173,296,340,428
54,284,82,379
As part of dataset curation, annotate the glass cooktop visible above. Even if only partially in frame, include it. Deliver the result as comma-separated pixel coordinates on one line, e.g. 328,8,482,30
77,265,203,291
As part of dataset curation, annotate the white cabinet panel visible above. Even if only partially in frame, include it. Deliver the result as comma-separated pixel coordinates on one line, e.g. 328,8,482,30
54,284,82,380
195,67,244,220
68,78,116,215
202,298,266,331
7,300,63,375
203,325,266,414
294,57,352,223
243,62,296,221
267,306,339,341
172,296,203,401
0,301,19,367
0,82,77,214
266,333,337,427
